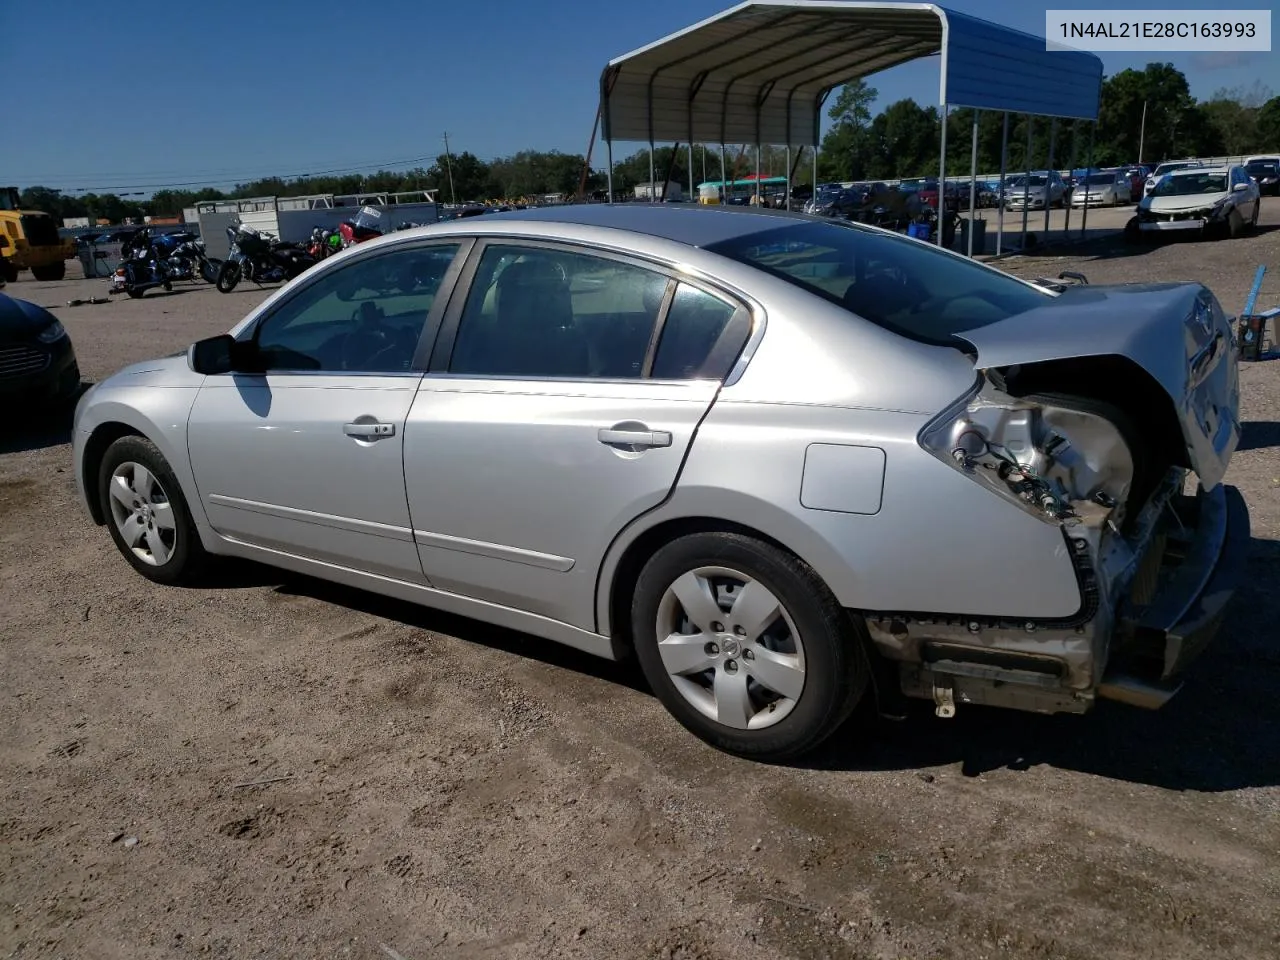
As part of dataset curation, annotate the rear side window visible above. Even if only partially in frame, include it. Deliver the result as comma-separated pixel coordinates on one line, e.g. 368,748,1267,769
650,283,749,380
705,220,1050,345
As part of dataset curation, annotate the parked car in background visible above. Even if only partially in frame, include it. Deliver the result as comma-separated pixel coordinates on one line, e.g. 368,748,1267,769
1144,160,1202,196
1004,171,1067,211
72,205,1248,761
1070,169,1132,207
1,291,80,406
1132,164,1261,240
1245,156,1279,196
1121,166,1150,202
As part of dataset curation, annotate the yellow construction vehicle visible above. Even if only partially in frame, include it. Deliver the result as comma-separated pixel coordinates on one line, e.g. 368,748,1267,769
1,187,77,282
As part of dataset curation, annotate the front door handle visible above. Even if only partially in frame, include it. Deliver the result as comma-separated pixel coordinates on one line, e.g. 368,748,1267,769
598,427,672,449
344,421,396,439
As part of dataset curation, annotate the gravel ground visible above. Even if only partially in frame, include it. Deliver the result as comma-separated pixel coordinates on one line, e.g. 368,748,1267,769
2,210,1279,960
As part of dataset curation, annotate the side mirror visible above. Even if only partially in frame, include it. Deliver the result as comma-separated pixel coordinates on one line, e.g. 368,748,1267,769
1232,182,1249,192
188,334,254,375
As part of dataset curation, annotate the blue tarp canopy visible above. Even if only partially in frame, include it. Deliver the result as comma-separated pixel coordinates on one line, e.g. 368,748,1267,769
600,1,1103,147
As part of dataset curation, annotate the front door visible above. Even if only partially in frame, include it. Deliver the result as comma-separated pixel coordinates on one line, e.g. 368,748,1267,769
187,241,464,582
403,241,753,630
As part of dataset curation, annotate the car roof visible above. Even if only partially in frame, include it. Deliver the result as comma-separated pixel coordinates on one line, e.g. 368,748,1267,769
476,203,819,248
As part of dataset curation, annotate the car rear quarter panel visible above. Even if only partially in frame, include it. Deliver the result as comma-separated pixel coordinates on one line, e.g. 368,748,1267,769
595,284,1083,633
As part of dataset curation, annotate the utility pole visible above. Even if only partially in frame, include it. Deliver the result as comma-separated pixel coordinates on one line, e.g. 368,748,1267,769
442,132,458,204
1137,100,1147,164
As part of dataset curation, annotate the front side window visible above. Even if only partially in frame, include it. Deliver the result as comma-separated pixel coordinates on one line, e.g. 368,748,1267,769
448,244,667,379
705,220,1051,345
252,244,459,373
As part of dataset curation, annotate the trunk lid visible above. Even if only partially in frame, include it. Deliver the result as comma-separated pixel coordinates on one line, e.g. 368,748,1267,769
954,282,1240,488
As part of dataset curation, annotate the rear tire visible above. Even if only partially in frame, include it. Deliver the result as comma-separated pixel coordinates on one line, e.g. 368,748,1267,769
1,261,19,283
216,260,241,293
1226,208,1244,239
98,435,208,586
630,532,868,762
31,262,67,282
126,287,146,299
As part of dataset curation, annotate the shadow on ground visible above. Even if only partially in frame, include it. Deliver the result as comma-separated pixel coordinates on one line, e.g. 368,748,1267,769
0,385,87,454
1239,420,1280,451
199,532,1280,794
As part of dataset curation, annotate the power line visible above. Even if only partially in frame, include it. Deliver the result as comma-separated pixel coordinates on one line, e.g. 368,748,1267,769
42,152,447,194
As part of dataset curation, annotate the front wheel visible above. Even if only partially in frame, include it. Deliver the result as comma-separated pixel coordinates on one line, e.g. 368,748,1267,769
216,259,242,293
199,258,221,284
1226,208,1244,239
31,261,67,282
98,435,208,585
631,532,868,761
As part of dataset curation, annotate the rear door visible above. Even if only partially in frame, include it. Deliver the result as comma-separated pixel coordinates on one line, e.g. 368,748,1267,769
401,240,753,630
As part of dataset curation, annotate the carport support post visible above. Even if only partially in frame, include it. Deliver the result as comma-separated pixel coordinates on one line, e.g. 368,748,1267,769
1081,122,1096,238
937,104,949,246
605,138,614,203
755,144,762,203
996,112,1009,255
812,146,818,199
967,109,980,256
785,146,792,210
1044,118,1057,238
1063,123,1078,239
1021,116,1032,250
688,143,695,200
720,145,728,201
649,143,656,201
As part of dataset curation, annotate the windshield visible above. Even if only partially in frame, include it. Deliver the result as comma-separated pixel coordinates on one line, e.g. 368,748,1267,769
1009,175,1047,187
1246,161,1277,177
1152,173,1228,196
1085,173,1117,185
704,220,1050,346
1154,163,1193,176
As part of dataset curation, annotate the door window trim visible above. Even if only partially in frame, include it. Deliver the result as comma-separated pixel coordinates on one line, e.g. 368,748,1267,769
426,236,755,385
230,236,475,377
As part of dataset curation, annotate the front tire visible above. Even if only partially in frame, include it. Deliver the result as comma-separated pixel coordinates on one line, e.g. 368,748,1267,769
1226,208,1244,239
631,532,868,761
98,436,207,585
31,262,67,281
216,260,242,293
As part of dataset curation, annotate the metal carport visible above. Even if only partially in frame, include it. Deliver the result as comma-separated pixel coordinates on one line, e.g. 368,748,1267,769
597,0,1103,253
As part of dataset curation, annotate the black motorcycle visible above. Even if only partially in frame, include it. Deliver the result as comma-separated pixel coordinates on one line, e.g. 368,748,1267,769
170,236,221,284
216,223,317,293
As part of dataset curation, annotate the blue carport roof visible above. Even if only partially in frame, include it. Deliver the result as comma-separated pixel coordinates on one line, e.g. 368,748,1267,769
600,1,1103,147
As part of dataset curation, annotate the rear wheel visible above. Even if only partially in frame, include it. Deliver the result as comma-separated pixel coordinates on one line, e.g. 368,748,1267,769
31,262,67,282
98,436,208,585
1249,201,1260,231
1,261,18,283
1226,208,1244,239
631,532,868,761
216,260,241,293
126,286,146,299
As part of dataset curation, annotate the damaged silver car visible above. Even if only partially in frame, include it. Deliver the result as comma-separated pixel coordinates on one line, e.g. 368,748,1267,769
71,206,1249,761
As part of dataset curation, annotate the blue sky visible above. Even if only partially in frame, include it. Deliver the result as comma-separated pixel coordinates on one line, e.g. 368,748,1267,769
7,0,1275,194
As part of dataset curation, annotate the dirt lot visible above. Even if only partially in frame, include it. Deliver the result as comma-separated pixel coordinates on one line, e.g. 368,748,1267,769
2,213,1279,960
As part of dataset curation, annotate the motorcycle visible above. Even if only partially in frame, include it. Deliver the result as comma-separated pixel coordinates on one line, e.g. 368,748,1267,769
216,222,318,293
169,235,221,284
109,228,174,298
338,206,385,248
306,226,343,261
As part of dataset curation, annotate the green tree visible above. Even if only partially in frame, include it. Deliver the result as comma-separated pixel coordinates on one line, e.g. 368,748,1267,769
817,79,878,181
1258,96,1280,149
1097,63,1197,164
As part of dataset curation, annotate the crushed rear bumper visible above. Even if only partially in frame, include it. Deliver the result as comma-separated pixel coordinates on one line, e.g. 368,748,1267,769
1099,484,1250,708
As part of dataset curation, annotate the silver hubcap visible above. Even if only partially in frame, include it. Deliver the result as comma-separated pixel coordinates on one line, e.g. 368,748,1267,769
655,566,806,730
107,462,176,566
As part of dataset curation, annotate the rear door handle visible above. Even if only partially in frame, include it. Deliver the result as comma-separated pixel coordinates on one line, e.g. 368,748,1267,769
344,421,396,439
597,428,672,449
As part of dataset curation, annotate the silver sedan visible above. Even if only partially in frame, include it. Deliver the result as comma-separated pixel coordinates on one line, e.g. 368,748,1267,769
71,206,1250,760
